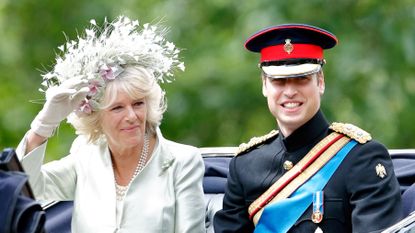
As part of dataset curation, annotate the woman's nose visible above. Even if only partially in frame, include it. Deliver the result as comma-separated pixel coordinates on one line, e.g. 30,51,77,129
125,106,138,121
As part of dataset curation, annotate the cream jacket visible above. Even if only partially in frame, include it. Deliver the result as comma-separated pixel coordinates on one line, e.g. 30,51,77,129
17,129,206,233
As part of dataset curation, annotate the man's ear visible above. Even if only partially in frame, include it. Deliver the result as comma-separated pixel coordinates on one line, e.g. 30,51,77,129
318,72,325,95
262,77,268,97
319,84,325,95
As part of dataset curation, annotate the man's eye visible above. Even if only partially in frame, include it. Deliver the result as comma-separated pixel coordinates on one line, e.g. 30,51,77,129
271,79,286,85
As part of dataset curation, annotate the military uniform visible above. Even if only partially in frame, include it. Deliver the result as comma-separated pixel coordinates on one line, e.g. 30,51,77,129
214,23,403,232
214,111,402,232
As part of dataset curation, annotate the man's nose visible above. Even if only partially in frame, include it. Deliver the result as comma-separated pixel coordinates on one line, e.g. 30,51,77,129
283,83,298,97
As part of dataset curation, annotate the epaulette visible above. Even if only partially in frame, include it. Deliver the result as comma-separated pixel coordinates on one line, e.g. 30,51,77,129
236,130,279,156
329,122,372,144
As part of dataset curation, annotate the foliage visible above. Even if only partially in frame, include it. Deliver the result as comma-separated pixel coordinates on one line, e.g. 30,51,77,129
1,0,414,161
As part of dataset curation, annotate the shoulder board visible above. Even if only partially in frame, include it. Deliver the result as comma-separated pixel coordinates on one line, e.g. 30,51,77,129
236,130,279,156
329,122,372,144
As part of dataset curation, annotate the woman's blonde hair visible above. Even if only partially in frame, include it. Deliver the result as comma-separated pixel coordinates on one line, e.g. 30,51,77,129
68,66,166,143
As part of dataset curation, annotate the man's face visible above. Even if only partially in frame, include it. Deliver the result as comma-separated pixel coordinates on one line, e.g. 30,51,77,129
262,72,325,136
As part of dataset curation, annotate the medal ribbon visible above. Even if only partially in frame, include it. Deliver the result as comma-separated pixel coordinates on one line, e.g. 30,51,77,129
312,191,324,223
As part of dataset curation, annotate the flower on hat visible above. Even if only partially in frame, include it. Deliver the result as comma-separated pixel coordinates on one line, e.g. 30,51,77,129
40,15,185,116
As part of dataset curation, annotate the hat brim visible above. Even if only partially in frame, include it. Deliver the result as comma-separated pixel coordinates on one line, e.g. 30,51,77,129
261,63,321,79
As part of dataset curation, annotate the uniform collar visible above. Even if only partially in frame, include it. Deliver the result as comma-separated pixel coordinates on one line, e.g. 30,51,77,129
281,110,329,152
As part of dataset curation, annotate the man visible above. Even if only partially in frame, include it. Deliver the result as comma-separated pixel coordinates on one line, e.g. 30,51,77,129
214,24,402,233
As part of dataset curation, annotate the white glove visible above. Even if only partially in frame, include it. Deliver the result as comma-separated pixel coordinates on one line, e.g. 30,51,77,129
30,77,90,138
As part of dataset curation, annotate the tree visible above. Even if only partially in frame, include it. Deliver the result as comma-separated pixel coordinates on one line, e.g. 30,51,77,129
1,0,414,161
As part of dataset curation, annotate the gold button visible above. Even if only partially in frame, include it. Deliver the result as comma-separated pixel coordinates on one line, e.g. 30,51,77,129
283,160,293,170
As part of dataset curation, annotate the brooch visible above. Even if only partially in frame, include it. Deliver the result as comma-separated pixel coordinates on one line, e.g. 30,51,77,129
159,157,175,175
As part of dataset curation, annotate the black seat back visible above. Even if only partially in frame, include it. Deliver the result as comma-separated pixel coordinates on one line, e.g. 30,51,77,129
390,149,415,194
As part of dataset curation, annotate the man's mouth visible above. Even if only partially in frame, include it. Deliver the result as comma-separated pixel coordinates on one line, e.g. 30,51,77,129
282,102,302,109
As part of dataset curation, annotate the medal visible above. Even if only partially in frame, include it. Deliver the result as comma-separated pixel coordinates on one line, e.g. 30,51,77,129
312,191,324,223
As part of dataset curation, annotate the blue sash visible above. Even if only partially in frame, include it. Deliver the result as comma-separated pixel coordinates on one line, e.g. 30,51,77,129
254,140,357,233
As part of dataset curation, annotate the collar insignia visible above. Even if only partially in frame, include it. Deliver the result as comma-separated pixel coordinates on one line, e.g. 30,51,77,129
329,122,372,144
376,163,387,178
236,130,279,155
284,39,294,54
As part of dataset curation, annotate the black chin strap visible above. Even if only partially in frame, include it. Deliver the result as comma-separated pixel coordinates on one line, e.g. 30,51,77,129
259,59,325,68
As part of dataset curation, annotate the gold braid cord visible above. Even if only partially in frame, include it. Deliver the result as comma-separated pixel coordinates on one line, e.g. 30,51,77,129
250,132,351,225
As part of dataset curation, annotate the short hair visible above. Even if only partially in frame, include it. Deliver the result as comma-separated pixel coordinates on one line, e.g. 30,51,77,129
68,66,166,143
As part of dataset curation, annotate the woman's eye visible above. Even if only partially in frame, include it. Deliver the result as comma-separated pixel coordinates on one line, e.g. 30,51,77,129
134,101,144,106
111,106,122,111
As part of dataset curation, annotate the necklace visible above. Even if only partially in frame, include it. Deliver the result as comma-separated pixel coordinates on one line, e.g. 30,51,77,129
114,133,149,201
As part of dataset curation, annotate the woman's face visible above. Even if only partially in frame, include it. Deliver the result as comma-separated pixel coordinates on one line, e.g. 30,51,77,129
100,89,147,151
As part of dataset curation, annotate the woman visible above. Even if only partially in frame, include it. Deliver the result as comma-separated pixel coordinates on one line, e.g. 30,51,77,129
16,16,205,232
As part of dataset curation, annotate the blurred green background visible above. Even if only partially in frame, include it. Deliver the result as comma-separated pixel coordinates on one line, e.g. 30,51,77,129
1,0,414,161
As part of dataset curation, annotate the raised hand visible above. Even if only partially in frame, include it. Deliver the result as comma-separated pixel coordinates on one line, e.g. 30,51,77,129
30,76,90,138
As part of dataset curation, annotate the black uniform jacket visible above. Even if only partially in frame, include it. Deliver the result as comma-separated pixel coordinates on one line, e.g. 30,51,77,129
214,111,402,233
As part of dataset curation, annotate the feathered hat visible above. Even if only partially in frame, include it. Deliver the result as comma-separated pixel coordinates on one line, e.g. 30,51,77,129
40,15,184,115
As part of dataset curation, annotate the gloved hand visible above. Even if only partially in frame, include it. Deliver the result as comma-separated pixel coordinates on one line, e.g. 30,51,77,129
30,76,90,138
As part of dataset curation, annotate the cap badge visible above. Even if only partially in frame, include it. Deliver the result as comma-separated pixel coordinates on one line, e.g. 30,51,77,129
375,163,387,178
284,39,294,54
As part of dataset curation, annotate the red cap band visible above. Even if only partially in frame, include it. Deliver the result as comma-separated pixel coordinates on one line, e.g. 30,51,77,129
260,44,323,63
